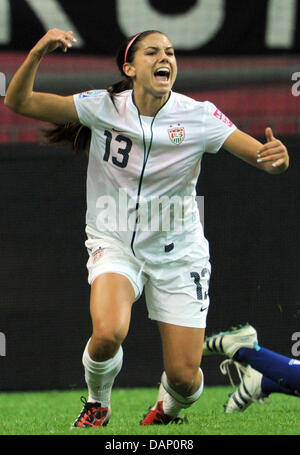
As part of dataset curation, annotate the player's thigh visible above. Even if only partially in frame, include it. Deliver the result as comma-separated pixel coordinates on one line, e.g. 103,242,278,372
90,272,136,342
145,250,211,329
158,321,205,378
85,233,146,340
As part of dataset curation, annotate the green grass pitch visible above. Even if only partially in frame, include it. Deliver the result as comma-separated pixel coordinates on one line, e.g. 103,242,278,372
0,386,299,436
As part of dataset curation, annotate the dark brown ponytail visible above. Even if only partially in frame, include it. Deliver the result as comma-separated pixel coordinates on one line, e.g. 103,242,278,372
42,121,91,157
106,78,133,105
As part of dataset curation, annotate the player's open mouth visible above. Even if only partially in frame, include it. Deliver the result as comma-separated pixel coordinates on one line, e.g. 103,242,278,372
154,67,170,82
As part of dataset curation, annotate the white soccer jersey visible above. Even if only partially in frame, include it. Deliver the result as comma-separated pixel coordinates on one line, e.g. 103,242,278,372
73,89,236,263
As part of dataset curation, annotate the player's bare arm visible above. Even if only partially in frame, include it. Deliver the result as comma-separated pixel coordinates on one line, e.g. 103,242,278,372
223,127,289,175
4,29,78,124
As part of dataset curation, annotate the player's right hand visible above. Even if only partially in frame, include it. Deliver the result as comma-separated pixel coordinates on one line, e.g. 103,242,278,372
30,29,76,58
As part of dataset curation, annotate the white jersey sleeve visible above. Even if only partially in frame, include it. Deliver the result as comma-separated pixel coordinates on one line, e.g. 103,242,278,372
203,101,236,154
73,89,107,128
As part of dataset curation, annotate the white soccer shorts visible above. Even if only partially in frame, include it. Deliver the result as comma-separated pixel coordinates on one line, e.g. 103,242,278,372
85,230,211,329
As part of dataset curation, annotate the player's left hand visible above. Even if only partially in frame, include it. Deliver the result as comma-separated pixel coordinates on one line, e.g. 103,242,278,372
257,127,289,173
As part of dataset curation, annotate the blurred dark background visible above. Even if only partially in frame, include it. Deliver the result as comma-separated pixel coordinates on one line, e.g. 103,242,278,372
0,0,299,391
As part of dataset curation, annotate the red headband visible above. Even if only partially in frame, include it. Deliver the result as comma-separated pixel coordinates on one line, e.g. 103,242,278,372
124,33,141,63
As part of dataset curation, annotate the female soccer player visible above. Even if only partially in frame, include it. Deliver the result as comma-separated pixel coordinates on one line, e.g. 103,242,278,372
4,29,289,427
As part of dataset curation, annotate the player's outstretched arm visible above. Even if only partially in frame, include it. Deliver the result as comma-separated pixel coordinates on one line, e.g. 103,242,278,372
4,29,78,124
223,127,289,175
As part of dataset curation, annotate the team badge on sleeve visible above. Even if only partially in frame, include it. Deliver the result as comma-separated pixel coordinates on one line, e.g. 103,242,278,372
213,109,233,127
168,125,185,145
79,90,102,98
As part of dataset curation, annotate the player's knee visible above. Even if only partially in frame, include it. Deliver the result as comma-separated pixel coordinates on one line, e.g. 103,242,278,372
165,365,200,397
91,326,126,359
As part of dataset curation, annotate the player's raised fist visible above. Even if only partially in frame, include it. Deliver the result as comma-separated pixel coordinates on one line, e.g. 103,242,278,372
30,29,76,58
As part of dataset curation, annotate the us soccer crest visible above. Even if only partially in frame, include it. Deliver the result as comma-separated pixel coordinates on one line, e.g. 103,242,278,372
168,125,185,145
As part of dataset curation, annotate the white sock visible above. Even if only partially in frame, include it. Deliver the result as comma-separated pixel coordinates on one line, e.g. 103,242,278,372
161,369,204,417
82,339,123,407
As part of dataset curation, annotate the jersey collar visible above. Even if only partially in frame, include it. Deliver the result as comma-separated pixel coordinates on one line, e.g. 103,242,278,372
128,90,174,118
